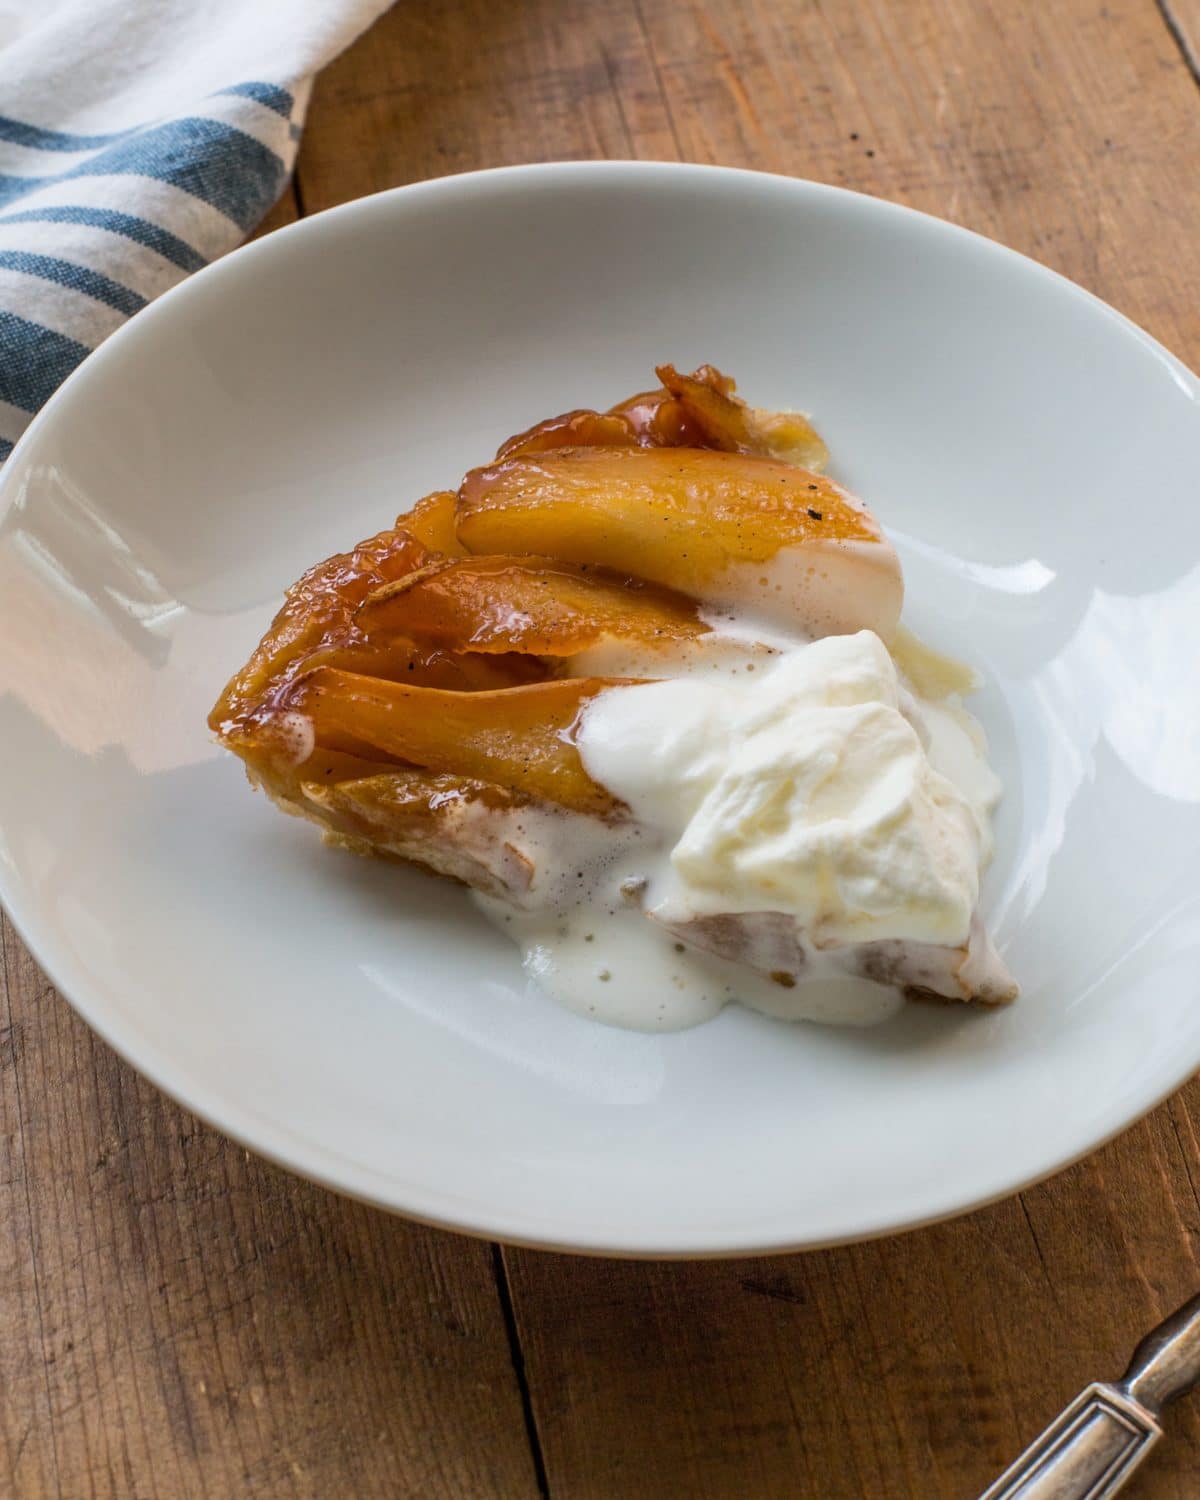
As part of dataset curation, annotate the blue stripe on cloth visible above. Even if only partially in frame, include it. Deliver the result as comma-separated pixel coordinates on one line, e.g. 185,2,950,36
0,117,288,230
0,311,90,411
218,82,295,118
0,249,147,316
0,206,207,273
0,114,134,152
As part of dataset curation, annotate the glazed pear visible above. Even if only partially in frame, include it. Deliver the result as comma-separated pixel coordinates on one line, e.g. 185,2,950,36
458,446,902,637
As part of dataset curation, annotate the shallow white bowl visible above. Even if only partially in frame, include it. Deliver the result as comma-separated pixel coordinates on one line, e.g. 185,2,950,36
2,162,1198,1256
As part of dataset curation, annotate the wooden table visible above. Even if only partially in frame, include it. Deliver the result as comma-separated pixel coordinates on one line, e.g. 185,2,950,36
5,2,1200,1495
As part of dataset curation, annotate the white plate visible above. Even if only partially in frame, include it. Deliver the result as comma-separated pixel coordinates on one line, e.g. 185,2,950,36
2,162,1198,1256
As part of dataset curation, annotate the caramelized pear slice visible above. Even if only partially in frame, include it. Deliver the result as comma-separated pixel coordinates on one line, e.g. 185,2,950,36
499,378,709,459
607,386,708,447
355,556,707,657
497,410,642,460
457,446,902,638
656,363,829,469
395,490,468,556
210,525,433,733
288,634,544,692
280,669,634,815
493,364,827,463
229,737,403,809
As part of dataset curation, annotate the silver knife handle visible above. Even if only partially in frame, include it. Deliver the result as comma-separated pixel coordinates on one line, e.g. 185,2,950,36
1121,1291,1200,1411
978,1384,1160,1500
981,1292,1200,1500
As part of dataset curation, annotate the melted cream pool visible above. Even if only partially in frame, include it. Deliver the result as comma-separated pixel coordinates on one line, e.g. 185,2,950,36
471,622,1005,1033
479,898,904,1030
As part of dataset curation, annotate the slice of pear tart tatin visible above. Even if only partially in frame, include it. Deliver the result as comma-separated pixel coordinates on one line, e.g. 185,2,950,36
209,365,1009,1009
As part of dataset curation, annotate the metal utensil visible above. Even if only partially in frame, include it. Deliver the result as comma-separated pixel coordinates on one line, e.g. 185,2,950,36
980,1292,1200,1499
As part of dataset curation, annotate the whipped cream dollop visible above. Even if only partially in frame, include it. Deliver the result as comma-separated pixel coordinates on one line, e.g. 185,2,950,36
470,625,1008,1032
576,630,998,951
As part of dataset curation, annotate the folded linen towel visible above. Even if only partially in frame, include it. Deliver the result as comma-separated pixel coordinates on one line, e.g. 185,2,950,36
0,0,391,458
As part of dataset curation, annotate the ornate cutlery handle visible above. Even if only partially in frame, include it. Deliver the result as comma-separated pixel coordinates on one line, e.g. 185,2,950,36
980,1293,1200,1500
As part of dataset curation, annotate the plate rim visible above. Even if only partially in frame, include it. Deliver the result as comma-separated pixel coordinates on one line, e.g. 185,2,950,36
1,158,1198,1257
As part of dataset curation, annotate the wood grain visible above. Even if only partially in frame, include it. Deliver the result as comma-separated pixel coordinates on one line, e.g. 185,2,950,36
3,1,1200,1496
504,1115,1200,1498
300,0,1200,357
0,906,540,1500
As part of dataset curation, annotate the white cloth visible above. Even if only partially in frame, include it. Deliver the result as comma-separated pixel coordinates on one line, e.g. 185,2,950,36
0,0,392,456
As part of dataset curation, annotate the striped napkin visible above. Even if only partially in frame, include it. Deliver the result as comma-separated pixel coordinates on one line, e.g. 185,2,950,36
0,0,391,460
